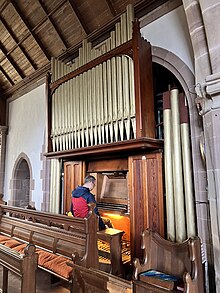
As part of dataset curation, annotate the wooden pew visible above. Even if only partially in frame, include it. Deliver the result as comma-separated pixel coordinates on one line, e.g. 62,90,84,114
0,203,99,284
133,229,204,293
0,204,124,276
0,243,38,293
68,262,132,293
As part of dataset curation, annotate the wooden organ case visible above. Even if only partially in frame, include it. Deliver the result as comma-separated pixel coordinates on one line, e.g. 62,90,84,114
46,11,164,265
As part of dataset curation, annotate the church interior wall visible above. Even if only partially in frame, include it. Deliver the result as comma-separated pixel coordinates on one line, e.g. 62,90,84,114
4,84,46,210
141,5,194,73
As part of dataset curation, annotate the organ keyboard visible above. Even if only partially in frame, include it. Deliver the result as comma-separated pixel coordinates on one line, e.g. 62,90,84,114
98,238,131,276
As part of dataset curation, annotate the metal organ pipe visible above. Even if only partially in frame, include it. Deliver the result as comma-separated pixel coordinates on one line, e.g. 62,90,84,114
163,91,175,242
179,94,196,238
50,5,136,151
49,159,61,213
170,88,186,242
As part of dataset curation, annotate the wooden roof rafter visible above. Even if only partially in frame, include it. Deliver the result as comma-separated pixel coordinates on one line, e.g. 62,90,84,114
10,0,50,61
5,0,67,58
0,41,25,79
0,64,14,86
105,0,117,17
37,0,68,50
0,15,37,71
67,0,90,35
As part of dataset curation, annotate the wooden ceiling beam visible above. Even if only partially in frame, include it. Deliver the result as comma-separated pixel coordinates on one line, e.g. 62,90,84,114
10,0,51,61
0,41,25,79
105,0,117,17
32,0,67,32
0,64,14,86
0,15,37,71
67,0,90,35
3,0,67,58
134,0,169,18
38,0,68,49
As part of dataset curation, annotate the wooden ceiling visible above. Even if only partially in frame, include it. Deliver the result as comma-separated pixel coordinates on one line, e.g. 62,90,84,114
0,0,169,97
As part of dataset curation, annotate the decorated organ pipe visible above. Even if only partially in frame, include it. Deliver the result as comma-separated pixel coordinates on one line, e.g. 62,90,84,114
49,5,137,152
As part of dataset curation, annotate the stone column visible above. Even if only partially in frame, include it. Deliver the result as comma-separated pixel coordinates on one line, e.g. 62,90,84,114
0,126,8,194
182,0,211,89
199,0,220,74
205,73,220,293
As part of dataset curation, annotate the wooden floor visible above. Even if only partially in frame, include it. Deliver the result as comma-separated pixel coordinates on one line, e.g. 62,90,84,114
0,267,69,293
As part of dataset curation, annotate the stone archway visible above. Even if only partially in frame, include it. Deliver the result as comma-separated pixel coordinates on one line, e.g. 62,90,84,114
9,153,35,207
152,46,205,199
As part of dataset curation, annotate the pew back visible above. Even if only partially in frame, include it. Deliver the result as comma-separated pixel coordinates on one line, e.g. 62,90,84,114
0,204,99,269
69,262,132,293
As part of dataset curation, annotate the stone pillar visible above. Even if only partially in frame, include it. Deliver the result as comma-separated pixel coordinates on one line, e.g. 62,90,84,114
0,126,8,194
199,0,220,74
204,73,220,293
182,0,211,87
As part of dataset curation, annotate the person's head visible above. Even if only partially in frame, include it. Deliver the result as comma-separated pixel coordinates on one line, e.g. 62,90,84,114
83,175,96,191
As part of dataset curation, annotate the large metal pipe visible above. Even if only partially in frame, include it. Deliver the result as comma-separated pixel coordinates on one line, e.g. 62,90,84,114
163,91,176,241
106,38,113,143
179,94,196,238
49,159,61,213
170,88,186,242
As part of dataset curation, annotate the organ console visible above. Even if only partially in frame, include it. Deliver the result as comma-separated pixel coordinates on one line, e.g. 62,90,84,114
45,4,165,273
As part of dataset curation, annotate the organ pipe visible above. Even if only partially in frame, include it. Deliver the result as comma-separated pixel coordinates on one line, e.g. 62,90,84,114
49,159,61,213
170,88,186,242
179,94,196,238
50,6,136,151
163,91,175,242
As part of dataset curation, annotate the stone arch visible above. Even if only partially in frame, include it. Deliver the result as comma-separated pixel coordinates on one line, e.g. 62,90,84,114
152,46,204,164
151,46,205,169
9,153,35,207
152,46,196,109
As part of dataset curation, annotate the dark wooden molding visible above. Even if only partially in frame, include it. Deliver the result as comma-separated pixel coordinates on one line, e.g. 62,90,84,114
0,97,6,125
44,137,163,160
132,19,155,138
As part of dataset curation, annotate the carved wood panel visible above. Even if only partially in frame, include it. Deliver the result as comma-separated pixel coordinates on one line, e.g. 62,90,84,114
63,161,85,214
128,152,164,259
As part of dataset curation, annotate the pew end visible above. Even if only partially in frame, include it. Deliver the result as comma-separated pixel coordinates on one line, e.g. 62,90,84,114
133,229,204,293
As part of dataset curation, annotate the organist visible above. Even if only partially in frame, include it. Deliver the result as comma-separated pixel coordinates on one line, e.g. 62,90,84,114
70,175,106,230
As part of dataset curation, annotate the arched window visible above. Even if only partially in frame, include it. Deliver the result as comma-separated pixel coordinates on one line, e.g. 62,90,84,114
10,155,32,208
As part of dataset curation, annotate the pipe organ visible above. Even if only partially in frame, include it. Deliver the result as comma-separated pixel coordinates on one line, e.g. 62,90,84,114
46,5,164,264
50,5,136,152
